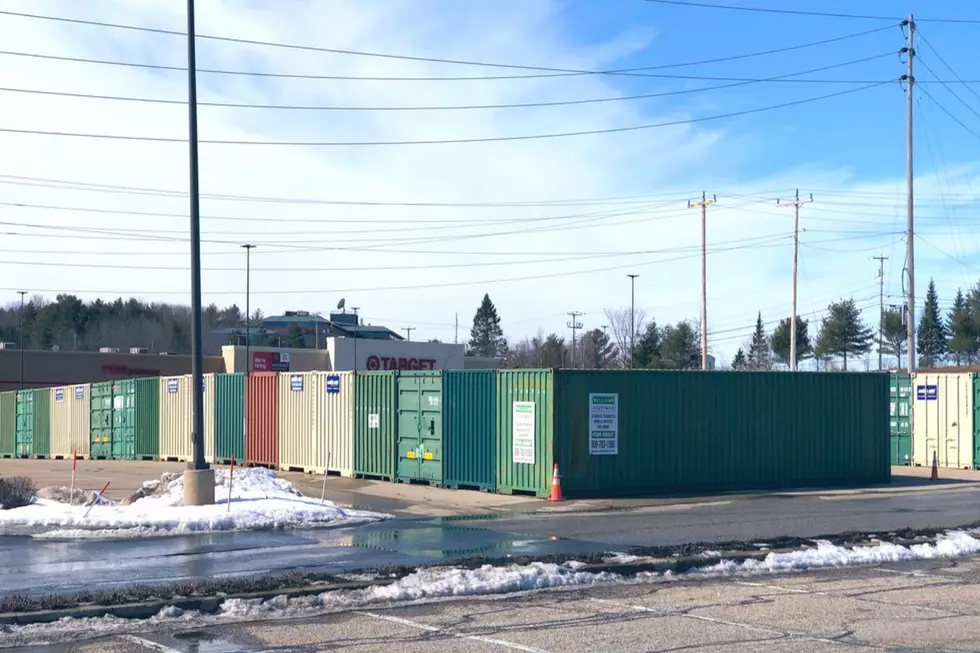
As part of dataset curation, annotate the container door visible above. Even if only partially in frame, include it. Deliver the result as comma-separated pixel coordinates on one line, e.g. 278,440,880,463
418,375,443,483
890,375,912,465
112,382,136,460
90,384,112,459
15,392,33,457
397,375,421,481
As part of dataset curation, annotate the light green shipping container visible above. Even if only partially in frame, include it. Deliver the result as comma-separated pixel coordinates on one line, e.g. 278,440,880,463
353,372,396,481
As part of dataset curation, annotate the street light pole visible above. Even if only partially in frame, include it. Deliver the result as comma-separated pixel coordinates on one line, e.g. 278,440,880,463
17,291,26,389
241,244,255,374
627,274,638,369
352,307,360,372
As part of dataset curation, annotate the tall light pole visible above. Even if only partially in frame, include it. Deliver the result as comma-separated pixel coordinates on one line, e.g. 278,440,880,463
352,307,360,371
17,291,26,389
183,0,214,506
903,14,916,374
241,244,255,374
627,274,638,369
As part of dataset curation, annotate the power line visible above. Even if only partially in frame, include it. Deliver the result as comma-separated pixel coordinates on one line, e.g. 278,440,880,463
0,81,894,146
916,57,980,122
0,53,899,112
918,84,980,142
916,30,980,105
641,0,980,24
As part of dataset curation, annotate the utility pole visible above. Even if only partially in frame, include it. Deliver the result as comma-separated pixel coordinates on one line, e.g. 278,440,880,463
403,327,415,342
351,307,360,372
567,311,584,368
17,291,26,390
777,190,813,371
874,255,889,370
627,274,638,369
454,313,458,345
241,244,255,374
903,13,916,374
688,192,716,370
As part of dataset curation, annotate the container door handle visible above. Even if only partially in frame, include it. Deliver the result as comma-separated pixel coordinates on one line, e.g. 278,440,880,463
428,419,435,435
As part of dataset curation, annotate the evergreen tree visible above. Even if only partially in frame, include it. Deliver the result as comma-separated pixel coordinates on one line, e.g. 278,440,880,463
947,288,977,366
541,333,567,367
769,316,812,367
814,298,874,371
284,323,307,348
467,294,508,357
731,348,748,370
581,328,618,368
634,321,662,369
879,307,907,368
916,279,948,368
746,312,772,370
658,321,701,370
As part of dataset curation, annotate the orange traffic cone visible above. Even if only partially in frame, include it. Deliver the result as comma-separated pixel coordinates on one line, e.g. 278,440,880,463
549,463,563,502
931,451,939,480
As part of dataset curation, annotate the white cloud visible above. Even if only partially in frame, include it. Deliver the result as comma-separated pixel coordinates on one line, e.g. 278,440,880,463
0,0,976,364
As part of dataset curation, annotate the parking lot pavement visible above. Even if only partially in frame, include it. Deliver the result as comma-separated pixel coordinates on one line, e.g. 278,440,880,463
12,555,980,652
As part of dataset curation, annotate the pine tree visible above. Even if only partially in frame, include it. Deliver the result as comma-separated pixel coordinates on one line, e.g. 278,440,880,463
947,288,977,366
581,328,618,368
879,307,907,368
815,298,874,371
916,279,948,368
731,348,748,370
769,316,812,367
658,321,701,370
468,294,508,357
285,323,306,348
634,321,662,369
747,312,772,370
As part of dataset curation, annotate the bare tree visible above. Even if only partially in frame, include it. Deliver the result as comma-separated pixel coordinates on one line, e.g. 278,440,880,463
604,307,646,368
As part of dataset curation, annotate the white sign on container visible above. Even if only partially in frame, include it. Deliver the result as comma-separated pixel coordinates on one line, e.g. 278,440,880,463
512,401,536,464
368,413,380,429
55,388,64,402
589,393,619,455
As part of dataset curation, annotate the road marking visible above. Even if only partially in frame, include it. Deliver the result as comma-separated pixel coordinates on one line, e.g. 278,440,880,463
360,611,551,653
118,634,182,652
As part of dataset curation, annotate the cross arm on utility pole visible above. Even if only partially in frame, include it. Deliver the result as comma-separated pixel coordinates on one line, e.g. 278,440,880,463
688,192,716,371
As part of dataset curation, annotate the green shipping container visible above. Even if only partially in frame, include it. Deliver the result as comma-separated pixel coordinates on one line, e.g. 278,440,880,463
396,372,444,485
496,370,555,497
215,373,246,463
890,373,912,465
15,390,34,458
0,391,15,458
444,370,497,492
111,378,160,460
32,389,51,458
354,372,396,481
90,381,114,459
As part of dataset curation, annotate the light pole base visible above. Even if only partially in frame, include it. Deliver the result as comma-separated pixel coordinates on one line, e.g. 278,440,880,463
182,468,216,506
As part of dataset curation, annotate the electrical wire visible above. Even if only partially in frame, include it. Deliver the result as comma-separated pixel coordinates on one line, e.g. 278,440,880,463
0,53,899,112
917,57,980,122
918,85,980,142
0,81,894,146
917,30,980,105
641,1,980,24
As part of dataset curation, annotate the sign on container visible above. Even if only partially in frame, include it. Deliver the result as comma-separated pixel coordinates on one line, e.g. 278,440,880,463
916,384,938,401
289,374,304,392
75,386,85,400
588,393,619,455
368,413,380,429
167,378,179,394
512,401,535,464
326,375,341,394
55,388,64,402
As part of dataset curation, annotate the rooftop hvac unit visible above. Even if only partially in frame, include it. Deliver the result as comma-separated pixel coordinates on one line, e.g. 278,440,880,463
99,347,121,353
129,347,149,354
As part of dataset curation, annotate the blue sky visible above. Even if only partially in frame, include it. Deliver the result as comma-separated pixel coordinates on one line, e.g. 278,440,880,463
1,0,980,367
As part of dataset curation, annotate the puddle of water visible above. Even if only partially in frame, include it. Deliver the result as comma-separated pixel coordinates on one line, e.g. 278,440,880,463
172,629,251,653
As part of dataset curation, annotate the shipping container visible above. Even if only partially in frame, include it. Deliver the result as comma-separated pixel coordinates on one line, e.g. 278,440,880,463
317,371,354,477
974,374,980,470
50,384,91,459
444,370,496,492
912,373,974,468
214,373,245,464
496,370,555,497
0,391,15,458
278,372,318,472
396,372,444,485
204,373,215,462
14,390,33,458
890,373,912,465
497,370,890,499
353,371,395,481
112,378,160,460
246,372,279,468
32,389,51,459
90,381,114,459
159,375,192,462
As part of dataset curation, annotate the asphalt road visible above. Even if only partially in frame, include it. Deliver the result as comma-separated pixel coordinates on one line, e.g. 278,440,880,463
8,553,980,651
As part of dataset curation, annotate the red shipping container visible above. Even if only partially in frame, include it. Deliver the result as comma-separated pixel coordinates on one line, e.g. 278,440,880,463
246,373,279,468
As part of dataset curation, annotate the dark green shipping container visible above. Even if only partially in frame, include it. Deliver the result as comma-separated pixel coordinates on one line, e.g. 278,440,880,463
111,378,159,460
444,370,497,492
354,372,396,481
496,370,555,497
32,389,51,458
890,373,912,465
0,391,15,457
90,381,114,459
15,390,34,458
215,373,246,463
396,372,443,485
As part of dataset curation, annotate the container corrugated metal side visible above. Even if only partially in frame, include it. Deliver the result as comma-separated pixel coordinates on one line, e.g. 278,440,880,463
890,373,912,465
15,390,34,458
50,384,91,459
974,374,980,470
0,391,15,458
246,373,279,468
353,372,396,481
134,377,160,460
912,373,974,468
215,373,245,464
159,375,193,462
496,369,555,497
278,372,318,472
90,381,114,459
204,373,216,462
444,370,496,492
552,370,889,498
396,371,444,485
32,388,51,459
316,372,353,477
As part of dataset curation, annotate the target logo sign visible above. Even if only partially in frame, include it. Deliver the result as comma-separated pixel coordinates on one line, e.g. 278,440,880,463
365,355,436,371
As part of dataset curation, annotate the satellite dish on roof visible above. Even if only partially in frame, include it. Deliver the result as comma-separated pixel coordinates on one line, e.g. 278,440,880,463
337,298,346,312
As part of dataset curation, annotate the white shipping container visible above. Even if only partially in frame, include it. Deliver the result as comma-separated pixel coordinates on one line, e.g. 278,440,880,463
278,372,318,472
315,371,353,477
159,374,216,462
911,373,975,469
49,384,91,459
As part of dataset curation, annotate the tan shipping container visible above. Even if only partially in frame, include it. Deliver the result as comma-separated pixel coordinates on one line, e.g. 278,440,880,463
317,372,354,477
279,372,318,472
49,384,91,459
159,374,216,462
912,373,974,468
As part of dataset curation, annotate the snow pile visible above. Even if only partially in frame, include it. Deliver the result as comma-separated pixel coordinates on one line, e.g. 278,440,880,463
0,468,387,538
